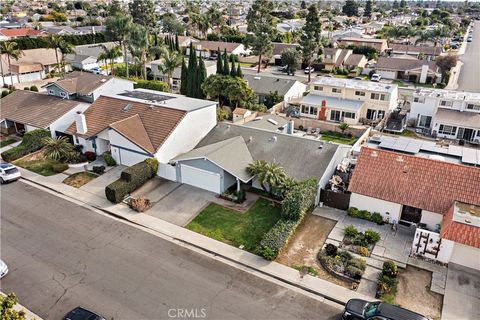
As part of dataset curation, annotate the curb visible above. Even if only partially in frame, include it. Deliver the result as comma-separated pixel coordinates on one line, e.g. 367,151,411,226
20,176,370,307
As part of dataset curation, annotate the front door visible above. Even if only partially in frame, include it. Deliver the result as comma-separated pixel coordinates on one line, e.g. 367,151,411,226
14,122,25,133
458,128,474,141
400,205,422,225
330,110,341,122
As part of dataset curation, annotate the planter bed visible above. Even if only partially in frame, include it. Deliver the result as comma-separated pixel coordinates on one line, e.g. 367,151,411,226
318,244,366,287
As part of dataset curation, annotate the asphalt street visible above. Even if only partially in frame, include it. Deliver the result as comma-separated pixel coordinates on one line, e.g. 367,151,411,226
0,181,342,320
457,21,480,93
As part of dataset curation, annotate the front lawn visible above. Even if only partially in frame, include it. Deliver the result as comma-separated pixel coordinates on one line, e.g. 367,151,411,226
63,172,98,188
186,198,282,252
14,157,66,176
0,139,16,148
320,132,357,145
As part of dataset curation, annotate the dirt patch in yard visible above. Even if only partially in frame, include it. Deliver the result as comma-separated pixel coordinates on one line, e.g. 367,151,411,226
63,172,98,188
276,214,353,289
395,266,443,320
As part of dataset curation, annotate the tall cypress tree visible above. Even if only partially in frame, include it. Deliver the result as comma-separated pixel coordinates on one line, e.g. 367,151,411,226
223,49,230,75
197,57,207,98
216,48,223,74
186,44,197,97
180,59,188,95
230,60,236,77
175,34,180,51
236,65,242,78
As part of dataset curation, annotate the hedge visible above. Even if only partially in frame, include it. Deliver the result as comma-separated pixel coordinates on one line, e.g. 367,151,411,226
133,79,168,92
105,158,158,203
1,129,50,162
347,207,384,224
5,33,106,50
257,219,299,260
281,178,318,221
103,152,116,166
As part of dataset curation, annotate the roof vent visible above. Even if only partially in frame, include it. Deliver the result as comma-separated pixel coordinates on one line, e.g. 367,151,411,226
248,136,253,142
402,165,409,173
252,117,263,121
370,151,378,157
254,76,261,80
100,79,107,82
396,155,404,162
271,135,278,142
267,118,278,125
123,103,133,112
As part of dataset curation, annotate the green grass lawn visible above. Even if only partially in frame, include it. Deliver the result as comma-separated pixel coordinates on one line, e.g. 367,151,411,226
320,133,357,145
186,198,282,252
14,158,65,176
0,139,16,148
400,129,417,137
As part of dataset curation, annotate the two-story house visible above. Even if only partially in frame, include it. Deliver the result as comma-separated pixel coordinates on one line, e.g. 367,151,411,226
323,48,367,71
298,77,398,125
409,88,480,143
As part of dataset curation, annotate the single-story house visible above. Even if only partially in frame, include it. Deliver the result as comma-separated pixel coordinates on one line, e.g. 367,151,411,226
73,42,125,64
0,48,62,85
43,71,135,103
375,56,440,84
348,147,480,269
65,89,217,167
323,48,353,71
388,44,442,61
45,26,79,35
151,59,216,93
272,42,300,65
0,90,89,137
0,27,46,40
169,123,350,199
187,41,251,59
243,73,306,105
337,37,388,53
66,54,100,71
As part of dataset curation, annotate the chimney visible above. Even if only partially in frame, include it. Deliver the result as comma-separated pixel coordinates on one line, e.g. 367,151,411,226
75,111,87,134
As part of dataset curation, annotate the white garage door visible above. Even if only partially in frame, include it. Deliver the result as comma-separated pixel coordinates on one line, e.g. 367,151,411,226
181,164,221,194
450,243,480,270
111,146,148,166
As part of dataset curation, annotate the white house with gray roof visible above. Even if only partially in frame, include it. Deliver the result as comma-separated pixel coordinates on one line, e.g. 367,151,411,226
243,73,306,105
299,77,398,125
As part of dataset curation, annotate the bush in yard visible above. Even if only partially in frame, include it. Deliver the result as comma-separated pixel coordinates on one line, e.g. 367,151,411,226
133,79,168,92
344,224,359,238
103,152,116,166
23,87,30,90
52,163,68,173
144,157,159,176
348,257,366,271
42,136,74,161
129,197,151,212
84,151,96,162
336,250,352,262
353,235,368,247
364,229,381,244
92,165,105,174
1,129,50,162
30,85,39,92
105,179,131,203
257,219,298,260
382,260,398,278
346,265,364,280
121,161,154,189
325,243,338,256
358,246,370,257
371,212,384,224
281,178,317,221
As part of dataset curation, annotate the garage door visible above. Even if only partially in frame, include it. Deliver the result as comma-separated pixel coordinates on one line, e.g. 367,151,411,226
111,146,148,166
181,164,221,194
450,243,480,270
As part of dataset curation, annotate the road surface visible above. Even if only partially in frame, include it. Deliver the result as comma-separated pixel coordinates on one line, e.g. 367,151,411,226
457,21,480,93
1,181,342,320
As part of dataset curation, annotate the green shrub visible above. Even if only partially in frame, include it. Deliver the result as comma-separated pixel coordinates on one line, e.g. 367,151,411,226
371,212,383,224
353,235,368,247
364,229,381,244
30,85,39,92
144,157,159,175
346,265,363,280
281,178,317,221
257,219,298,260
23,87,30,90
134,79,168,92
1,90,9,98
325,243,338,256
92,165,105,174
105,179,132,203
336,250,352,262
344,225,359,238
347,207,359,216
103,152,116,166
382,260,398,278
52,163,68,173
121,160,154,189
348,257,366,271
1,129,50,162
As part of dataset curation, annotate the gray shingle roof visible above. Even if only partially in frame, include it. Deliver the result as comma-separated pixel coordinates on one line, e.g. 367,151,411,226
244,73,300,96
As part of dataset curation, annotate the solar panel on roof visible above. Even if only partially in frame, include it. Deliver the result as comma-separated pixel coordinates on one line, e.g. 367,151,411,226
119,91,175,102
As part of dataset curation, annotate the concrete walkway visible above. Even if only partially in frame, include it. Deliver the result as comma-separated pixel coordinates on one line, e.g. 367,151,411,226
17,167,373,306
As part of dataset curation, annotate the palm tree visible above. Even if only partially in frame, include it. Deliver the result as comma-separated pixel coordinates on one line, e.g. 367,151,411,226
46,35,63,74
157,49,183,92
247,160,287,195
97,45,122,75
105,14,133,77
128,24,149,80
59,40,75,76
42,136,74,161
276,176,297,199
0,41,23,85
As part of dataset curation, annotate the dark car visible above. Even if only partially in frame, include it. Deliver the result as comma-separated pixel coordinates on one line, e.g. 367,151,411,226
342,299,428,320
64,307,106,320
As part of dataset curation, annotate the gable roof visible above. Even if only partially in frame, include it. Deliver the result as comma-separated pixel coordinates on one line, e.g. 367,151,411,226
390,44,442,56
0,27,46,38
0,90,81,128
345,53,366,66
172,136,254,182
0,48,61,74
272,42,300,56
65,96,186,152
348,147,480,214
376,57,437,73
193,123,340,181
47,71,113,95
441,203,480,249
195,41,243,52
244,73,302,96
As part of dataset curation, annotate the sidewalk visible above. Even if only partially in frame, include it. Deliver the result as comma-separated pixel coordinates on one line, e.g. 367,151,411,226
17,167,372,306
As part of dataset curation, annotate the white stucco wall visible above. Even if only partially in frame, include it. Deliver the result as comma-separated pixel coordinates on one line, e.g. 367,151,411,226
92,78,135,101
420,210,443,231
156,104,217,163
376,70,397,80
349,193,402,223
49,103,90,138
284,81,307,102
108,129,152,166
317,145,351,205
25,124,42,133
450,243,480,270
411,229,454,264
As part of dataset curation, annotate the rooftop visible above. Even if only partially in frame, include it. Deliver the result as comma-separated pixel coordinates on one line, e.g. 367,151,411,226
441,203,480,249
46,71,116,95
311,76,397,94
413,88,480,102
242,114,289,132
244,73,303,96
301,94,365,112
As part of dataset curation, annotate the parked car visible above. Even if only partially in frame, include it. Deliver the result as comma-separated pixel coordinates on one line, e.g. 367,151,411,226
0,162,21,184
304,66,315,74
0,259,8,278
342,299,428,320
371,73,382,82
64,307,106,320
208,54,217,61
353,76,363,80
89,67,106,75
277,65,288,72
467,37,473,42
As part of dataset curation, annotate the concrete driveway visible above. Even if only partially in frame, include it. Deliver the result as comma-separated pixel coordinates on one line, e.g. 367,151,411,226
79,165,124,195
442,263,480,320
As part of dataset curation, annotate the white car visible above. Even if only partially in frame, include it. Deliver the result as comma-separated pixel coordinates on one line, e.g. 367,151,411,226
0,162,21,184
0,259,8,278
371,73,382,82
89,67,106,75
304,66,315,74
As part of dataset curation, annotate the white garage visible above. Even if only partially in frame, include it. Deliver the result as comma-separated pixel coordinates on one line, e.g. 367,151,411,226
110,145,149,167
180,164,222,194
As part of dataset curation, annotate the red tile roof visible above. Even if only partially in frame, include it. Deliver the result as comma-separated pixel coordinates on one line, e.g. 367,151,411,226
0,28,46,38
348,147,480,214
440,205,480,249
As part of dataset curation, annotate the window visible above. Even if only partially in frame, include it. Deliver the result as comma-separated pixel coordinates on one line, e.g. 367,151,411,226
466,104,480,111
414,97,420,102
332,87,342,93
366,109,377,120
309,106,318,115
301,105,317,116
418,115,432,128
377,110,385,119
330,110,341,122
355,91,365,96
313,86,323,91
370,93,386,100
438,124,457,135
342,111,355,119
440,100,452,107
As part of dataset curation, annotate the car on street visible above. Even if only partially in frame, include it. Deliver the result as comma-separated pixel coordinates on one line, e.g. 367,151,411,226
277,65,288,72
342,299,428,320
353,76,363,80
467,37,473,42
304,66,315,74
64,307,106,320
89,67,107,75
371,73,382,82
0,259,8,278
0,162,21,184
